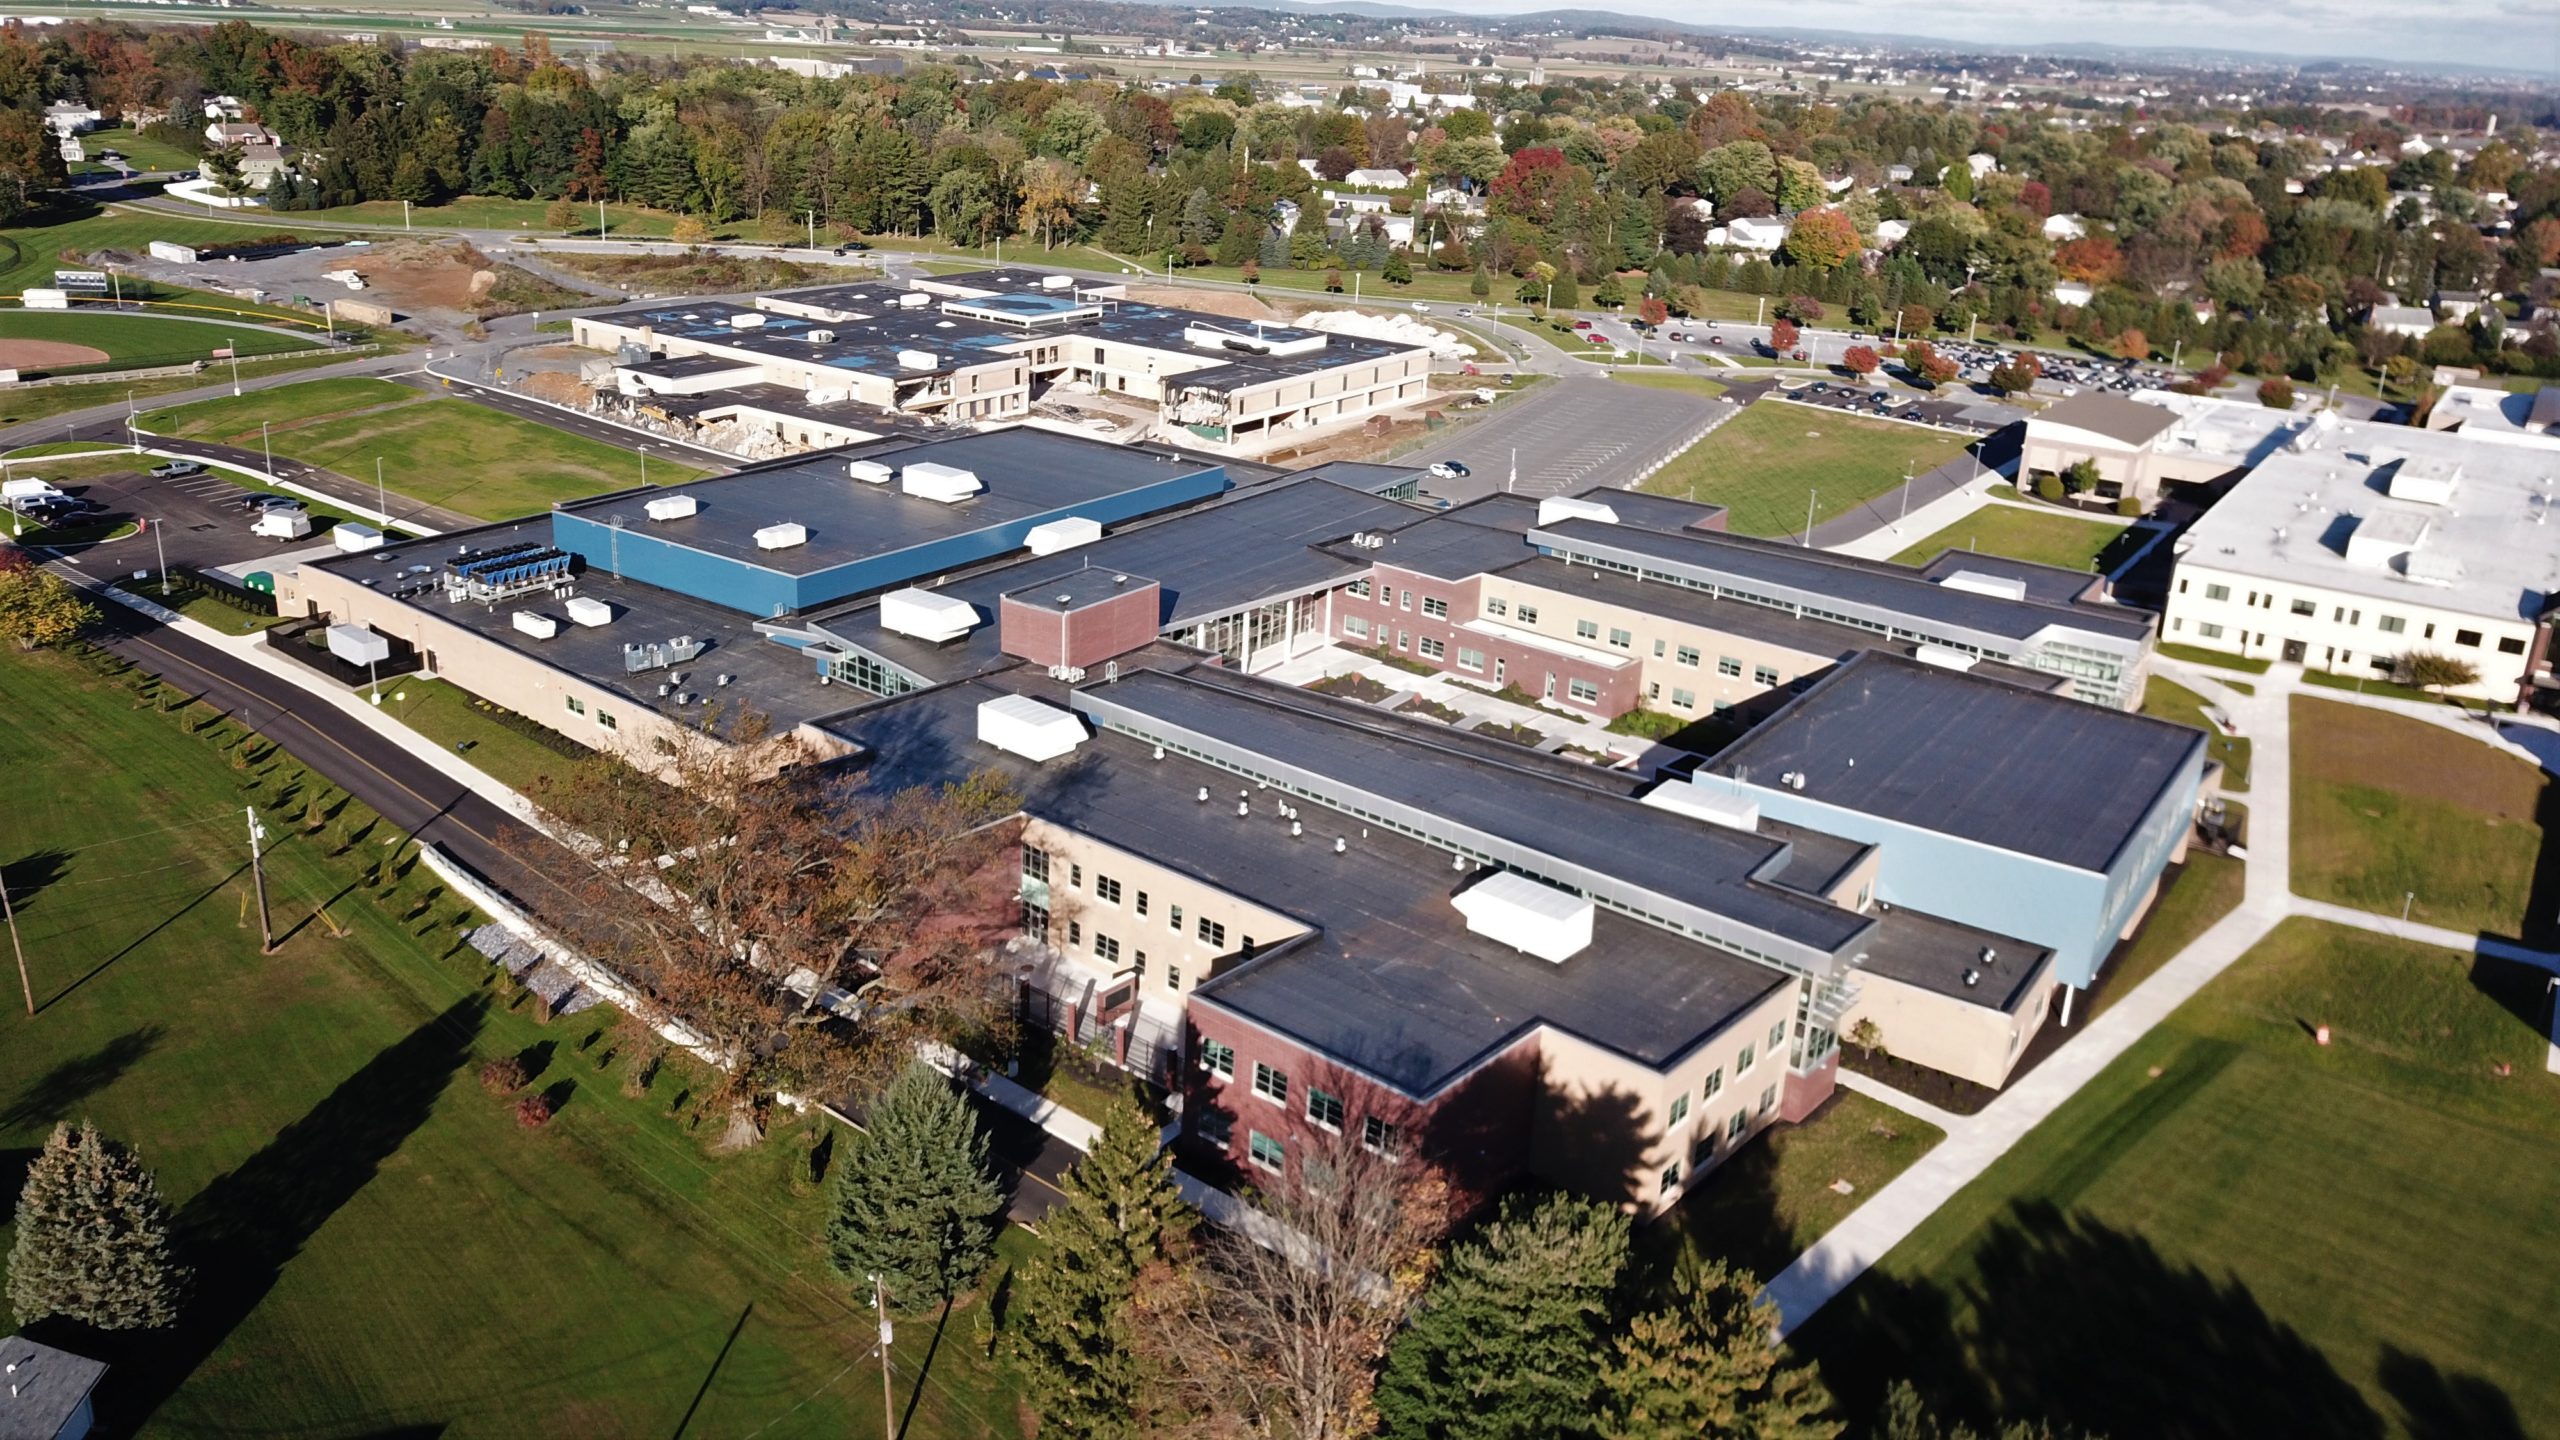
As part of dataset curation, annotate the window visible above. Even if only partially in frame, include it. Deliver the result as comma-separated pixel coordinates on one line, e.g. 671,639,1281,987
1759,1084,1778,1116
1135,890,1149,917
1396,632,1409,652
1170,903,1184,932
1252,1062,1288,1105
2197,622,2225,640
2205,583,2230,602
1769,1020,1788,1050
1343,615,1372,640
1094,934,1120,964
2290,598,2316,617
1753,665,1780,686
1676,646,1700,667
1306,1086,1345,1132
1575,619,1600,640
1661,1163,1683,1195
1421,596,1449,619
1717,656,1742,677
1456,647,1486,672
1516,604,1539,625
596,710,617,731
1671,688,1696,710
2499,636,2527,655
1668,1093,1689,1126
1567,678,1600,704
2456,629,2483,648
1347,578,1372,599
1069,864,1083,890
2378,614,2406,634
1021,846,1049,881
1417,636,1446,660
1167,966,1181,989
1702,1067,1723,1099
1484,597,1508,617
564,696,586,716
1095,875,1122,905
1608,627,1633,650
1738,1043,1756,1072
1197,1106,1233,1147
1362,1115,1399,1157
1249,1130,1284,1173
1198,917,1227,948
1201,1039,1234,1077
1067,920,1082,947
1133,951,1147,979
1652,639,1667,658
1727,1110,1748,1141
1399,590,1413,611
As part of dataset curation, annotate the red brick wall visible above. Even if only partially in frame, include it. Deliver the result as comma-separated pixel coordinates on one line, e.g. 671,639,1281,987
1000,582,1162,670
1336,566,1637,718
1777,1052,1839,1125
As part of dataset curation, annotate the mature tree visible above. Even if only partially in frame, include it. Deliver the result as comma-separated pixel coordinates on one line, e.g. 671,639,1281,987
0,107,65,223
1841,345,1880,376
1872,1382,2097,1440
1600,1259,1838,1440
2394,651,2480,693
1783,208,1860,270
929,168,995,245
1986,357,2040,395
1375,1192,1631,1440
202,139,247,195
1012,1094,1196,1440
2113,328,2150,362
2256,376,2295,410
1768,318,1800,353
1018,157,1083,250
669,214,711,245
0,554,95,649
1904,340,1958,387
1138,1125,1446,1439
528,721,1018,1146
2052,236,2123,286
8,1121,187,1330
2061,458,2102,495
826,1062,1003,1310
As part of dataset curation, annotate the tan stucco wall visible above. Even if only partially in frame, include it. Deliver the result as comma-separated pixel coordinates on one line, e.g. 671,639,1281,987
1019,820,1309,1008
1840,961,2053,1090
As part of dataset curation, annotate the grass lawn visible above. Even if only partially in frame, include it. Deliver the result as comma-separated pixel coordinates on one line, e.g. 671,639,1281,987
1889,505,2124,572
1655,1090,1944,1285
2156,641,2273,674
2290,696,2547,943
249,197,694,239
69,126,201,174
143,378,703,520
1791,918,2560,1439
2298,666,2504,709
0,350,366,429
0,311,319,365
0,643,1033,1437
1611,370,1729,400
0,204,354,330
117,576,288,634
1641,400,1968,537
2083,851,2244,1024
380,677,596,794
2141,675,2251,792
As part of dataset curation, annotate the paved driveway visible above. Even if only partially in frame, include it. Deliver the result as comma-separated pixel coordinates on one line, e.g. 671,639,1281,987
1399,376,1720,502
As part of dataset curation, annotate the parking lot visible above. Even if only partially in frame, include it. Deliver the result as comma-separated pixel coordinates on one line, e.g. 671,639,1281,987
1399,376,1722,502
10,452,347,578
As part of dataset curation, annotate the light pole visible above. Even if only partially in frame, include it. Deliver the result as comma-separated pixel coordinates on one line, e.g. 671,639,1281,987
375,457,388,521
152,517,166,592
2401,891,2415,923
1803,488,1817,547
226,341,240,396
262,420,273,475
597,195,607,239
808,209,817,251
638,446,649,488
1893,461,1913,532
127,390,139,454
402,198,412,231
245,806,274,953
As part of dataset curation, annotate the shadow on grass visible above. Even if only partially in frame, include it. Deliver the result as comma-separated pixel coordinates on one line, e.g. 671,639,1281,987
2379,1346,2530,1440
0,1025,165,1131
669,1302,751,1440
895,1296,957,1440
1798,1198,2389,1440
86,994,488,1433
1,847,71,912
36,859,252,1016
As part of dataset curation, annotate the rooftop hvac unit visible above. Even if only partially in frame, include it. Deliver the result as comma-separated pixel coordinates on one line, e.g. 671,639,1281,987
896,349,939,371
901,462,983,503
1025,516,1102,555
1451,871,1593,963
324,623,391,666
1638,779,1760,832
1041,274,1074,291
806,329,837,344
1937,570,2029,601
977,693,1086,762
898,292,931,309
513,611,559,640
332,521,384,553
2387,465,2458,506
847,459,896,484
644,494,699,522
565,596,616,627
727,312,767,329
1537,496,1620,527
754,522,809,550
1914,644,1979,672
879,587,979,642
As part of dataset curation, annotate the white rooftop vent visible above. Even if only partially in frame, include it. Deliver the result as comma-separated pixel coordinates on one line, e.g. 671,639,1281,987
1452,871,1593,963
1639,778,1761,832
512,611,559,640
879,588,979,643
643,493,698,522
896,349,939,371
754,522,809,551
848,459,896,485
902,461,983,503
1938,570,2029,601
1537,496,1619,527
565,596,615,627
805,328,837,344
898,292,931,309
324,623,390,666
1025,516,1103,555
1041,274,1075,291
332,521,384,553
1914,644,1979,672
2387,464,2458,506
977,694,1086,762
727,312,766,330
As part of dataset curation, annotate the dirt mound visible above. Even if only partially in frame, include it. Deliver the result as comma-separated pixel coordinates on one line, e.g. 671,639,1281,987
1124,284,1279,321
0,339,109,370
520,371,592,408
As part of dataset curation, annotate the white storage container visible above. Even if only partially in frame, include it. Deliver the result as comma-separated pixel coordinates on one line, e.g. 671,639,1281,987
901,462,983,504
644,494,698,522
753,522,808,550
332,521,383,552
565,596,615,627
512,611,559,640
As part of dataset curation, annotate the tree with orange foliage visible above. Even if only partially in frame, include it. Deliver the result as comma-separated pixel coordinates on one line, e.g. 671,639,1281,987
2115,328,2151,361
2053,235,2125,286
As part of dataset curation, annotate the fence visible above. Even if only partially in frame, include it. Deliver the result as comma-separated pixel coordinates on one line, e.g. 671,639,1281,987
263,616,426,688
155,564,280,617
1019,983,1184,1088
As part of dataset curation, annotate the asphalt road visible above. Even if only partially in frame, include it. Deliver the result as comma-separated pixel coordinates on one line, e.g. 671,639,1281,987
1400,376,1722,502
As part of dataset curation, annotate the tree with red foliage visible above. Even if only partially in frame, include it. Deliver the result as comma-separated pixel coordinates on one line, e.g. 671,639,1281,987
1904,341,1958,386
2018,180,2051,217
2215,210,2270,261
1488,146,1576,227
1637,296,1669,329
1769,318,1799,352
2053,235,2125,286
1841,345,1880,376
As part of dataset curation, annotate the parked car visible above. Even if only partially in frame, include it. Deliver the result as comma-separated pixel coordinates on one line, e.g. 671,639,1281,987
148,460,204,478
1427,461,1471,479
1455,307,1476,318
1572,319,1592,330
1412,302,1433,314
1708,335,1724,346
239,493,303,513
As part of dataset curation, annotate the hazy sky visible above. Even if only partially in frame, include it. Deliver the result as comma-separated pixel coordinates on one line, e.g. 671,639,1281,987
1449,0,2558,72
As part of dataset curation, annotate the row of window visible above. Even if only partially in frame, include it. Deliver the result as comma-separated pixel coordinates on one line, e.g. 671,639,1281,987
2186,581,2522,655
1482,596,1542,624
1666,1085,1783,1193
562,695,619,731
1663,1020,1787,1135
1198,1042,1402,1166
1025,848,1236,953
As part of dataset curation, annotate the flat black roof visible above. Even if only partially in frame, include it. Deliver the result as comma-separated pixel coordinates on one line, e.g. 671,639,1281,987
554,428,1220,578
1858,904,2054,1012
1564,485,1731,535
1004,568,1158,613
1283,460,1426,494
1707,651,2206,872
1345,511,1539,580
1912,548,2104,607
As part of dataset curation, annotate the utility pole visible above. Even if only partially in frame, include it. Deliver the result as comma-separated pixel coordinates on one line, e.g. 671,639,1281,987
227,341,240,396
153,517,166,591
3,865,31,1017
375,457,388,521
262,420,273,475
245,806,273,954
871,1274,895,1439
1803,489,1817,547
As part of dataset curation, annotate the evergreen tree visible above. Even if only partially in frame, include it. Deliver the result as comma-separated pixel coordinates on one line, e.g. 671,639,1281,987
1177,185,1220,246
1258,222,1291,270
1290,209,1330,269
1384,249,1413,285
7,1121,186,1330
1600,1259,1838,1440
824,1063,1002,1311
1006,1094,1194,1440
1551,268,1582,310
1216,212,1259,267
1375,1193,1630,1440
